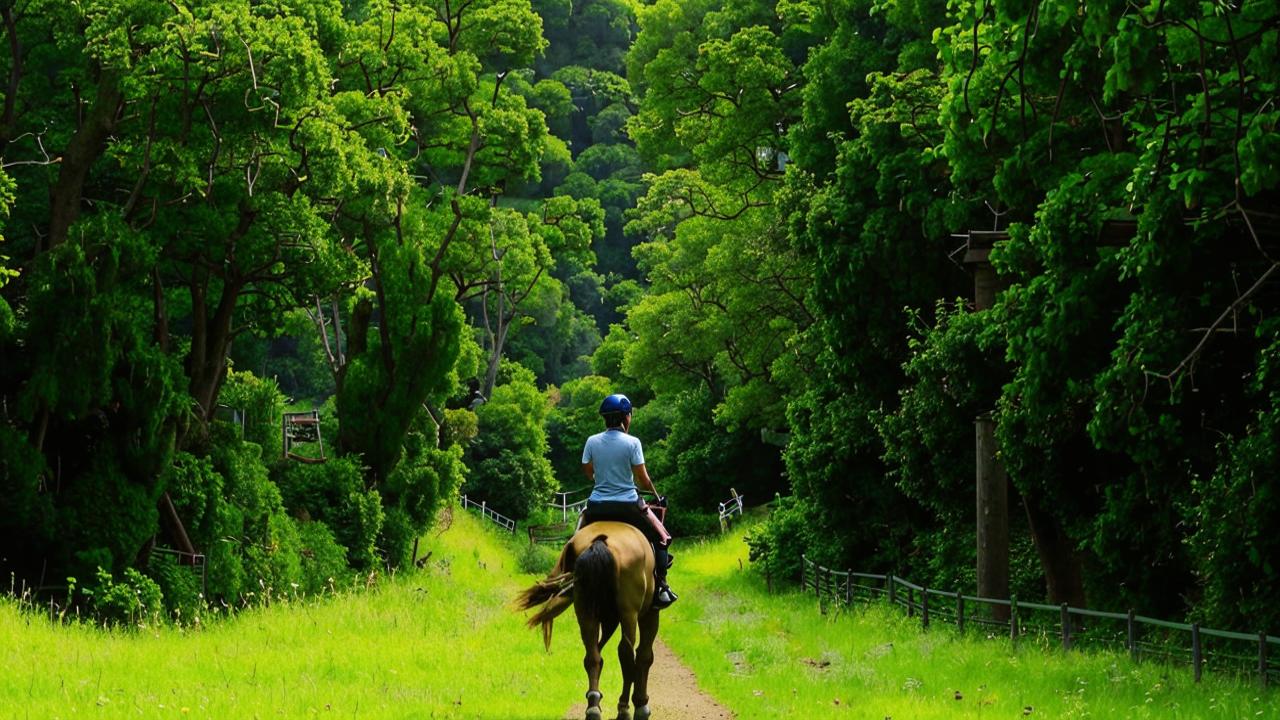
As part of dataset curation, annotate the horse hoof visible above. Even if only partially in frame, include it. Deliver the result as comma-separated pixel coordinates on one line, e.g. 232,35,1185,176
617,711,631,720
585,708,602,720
634,705,651,720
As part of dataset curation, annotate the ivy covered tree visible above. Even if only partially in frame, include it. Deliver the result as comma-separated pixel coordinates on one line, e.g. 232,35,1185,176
0,0,569,605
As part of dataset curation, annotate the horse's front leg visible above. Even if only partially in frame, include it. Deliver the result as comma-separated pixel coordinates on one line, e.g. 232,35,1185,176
580,620,604,720
632,608,660,720
615,615,639,720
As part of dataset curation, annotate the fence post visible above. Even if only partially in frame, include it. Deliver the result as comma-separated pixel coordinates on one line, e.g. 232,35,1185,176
800,556,806,592
818,566,825,614
1127,610,1137,662
887,575,896,607
1010,595,1019,643
1061,603,1071,651
1192,623,1202,683
1260,632,1269,689
907,587,915,618
816,565,822,600
956,589,965,633
845,569,852,605
921,586,930,629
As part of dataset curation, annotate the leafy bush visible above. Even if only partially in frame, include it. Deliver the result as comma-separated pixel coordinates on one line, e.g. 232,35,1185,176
517,542,561,575
85,567,163,627
275,457,383,570
464,363,556,519
745,496,814,584
146,553,204,625
219,370,286,461
294,519,350,595
164,426,308,605
665,509,719,538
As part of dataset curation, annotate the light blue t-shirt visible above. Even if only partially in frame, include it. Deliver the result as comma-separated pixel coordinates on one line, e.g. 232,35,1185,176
582,428,645,503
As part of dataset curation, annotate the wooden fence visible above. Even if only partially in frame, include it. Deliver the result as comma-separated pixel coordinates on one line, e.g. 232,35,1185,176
527,520,576,545
459,495,516,534
800,556,1279,687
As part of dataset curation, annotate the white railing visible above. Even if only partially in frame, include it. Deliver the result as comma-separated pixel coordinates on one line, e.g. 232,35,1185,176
459,495,516,533
549,487,590,522
718,489,744,531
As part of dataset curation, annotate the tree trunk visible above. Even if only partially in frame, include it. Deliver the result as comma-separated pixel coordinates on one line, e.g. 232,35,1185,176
481,312,510,399
1022,491,1087,607
152,269,169,352
187,276,240,422
48,72,122,248
976,413,1009,618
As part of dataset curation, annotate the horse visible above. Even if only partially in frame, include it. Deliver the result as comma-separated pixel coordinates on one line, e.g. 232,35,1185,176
515,521,661,720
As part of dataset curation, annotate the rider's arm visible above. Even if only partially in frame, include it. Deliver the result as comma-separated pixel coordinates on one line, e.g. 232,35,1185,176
632,463,657,496
582,460,594,483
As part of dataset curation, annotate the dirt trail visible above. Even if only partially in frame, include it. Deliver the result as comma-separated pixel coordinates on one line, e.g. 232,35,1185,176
563,638,734,720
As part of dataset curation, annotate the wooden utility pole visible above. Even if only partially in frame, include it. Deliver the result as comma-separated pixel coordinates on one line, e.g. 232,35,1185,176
963,231,1009,619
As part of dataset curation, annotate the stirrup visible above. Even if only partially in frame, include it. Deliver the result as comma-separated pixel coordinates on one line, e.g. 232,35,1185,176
652,586,677,610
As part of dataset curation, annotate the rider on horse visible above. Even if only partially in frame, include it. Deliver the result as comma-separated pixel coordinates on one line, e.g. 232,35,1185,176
579,393,678,610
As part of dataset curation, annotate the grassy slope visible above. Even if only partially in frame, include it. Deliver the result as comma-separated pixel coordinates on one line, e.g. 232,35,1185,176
6,511,1276,719
0,511,606,720
660,523,1277,719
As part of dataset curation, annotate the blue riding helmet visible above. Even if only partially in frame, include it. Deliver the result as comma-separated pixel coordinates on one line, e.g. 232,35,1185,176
599,393,633,415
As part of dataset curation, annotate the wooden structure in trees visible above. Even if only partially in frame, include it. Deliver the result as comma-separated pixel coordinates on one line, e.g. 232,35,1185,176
955,211,1280,616
282,409,326,463
152,491,207,596
959,229,1011,620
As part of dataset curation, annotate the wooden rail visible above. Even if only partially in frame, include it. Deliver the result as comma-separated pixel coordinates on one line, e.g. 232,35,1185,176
799,556,1278,687
527,520,575,545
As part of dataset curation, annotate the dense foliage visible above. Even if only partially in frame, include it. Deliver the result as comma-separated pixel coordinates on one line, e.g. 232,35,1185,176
612,0,1280,633
3,0,1278,637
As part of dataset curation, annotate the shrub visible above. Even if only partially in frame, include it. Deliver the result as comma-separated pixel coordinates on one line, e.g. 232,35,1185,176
85,567,163,627
146,552,204,625
219,370,285,461
517,543,560,575
294,519,350,595
275,457,383,570
464,363,556,519
745,495,812,584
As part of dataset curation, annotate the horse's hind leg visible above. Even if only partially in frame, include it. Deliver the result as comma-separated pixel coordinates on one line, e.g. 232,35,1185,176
615,614,639,720
599,618,618,649
632,608,660,720
579,619,604,720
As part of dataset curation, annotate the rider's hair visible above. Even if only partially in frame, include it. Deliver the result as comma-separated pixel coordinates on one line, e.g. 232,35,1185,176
602,411,627,428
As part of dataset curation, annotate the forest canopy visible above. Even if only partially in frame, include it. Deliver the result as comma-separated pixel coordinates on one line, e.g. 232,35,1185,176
1,0,1278,635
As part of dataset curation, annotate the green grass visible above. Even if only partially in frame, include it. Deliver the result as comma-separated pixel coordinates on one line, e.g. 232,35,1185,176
0,510,611,720
660,524,1277,719
7,512,1275,719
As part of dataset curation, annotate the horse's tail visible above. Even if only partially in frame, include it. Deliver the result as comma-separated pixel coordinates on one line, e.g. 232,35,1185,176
574,534,616,626
514,540,577,650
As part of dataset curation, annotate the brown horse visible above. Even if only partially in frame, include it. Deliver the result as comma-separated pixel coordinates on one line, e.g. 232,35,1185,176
515,521,660,720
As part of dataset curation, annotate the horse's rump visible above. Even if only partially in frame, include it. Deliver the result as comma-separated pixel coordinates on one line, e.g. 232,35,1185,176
515,522,654,650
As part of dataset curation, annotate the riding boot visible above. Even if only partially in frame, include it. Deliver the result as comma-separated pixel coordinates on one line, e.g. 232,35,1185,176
652,544,677,610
